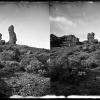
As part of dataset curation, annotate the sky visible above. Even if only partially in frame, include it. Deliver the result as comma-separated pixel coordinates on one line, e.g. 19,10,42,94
0,2,49,49
50,1,100,41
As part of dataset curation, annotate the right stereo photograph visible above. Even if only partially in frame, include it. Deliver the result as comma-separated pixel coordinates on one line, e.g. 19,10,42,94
50,1,100,98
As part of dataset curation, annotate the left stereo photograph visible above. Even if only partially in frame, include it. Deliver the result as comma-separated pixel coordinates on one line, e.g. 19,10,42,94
0,1,50,98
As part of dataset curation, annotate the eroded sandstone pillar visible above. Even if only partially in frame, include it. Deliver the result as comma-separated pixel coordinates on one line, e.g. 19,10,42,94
8,25,17,44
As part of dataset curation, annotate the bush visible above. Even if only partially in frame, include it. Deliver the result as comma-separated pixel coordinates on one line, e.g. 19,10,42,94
0,49,20,61
5,72,50,96
78,77,100,95
0,79,13,97
24,58,44,74
0,61,21,77
36,52,49,64
20,55,38,68
0,51,15,61
50,64,67,82
18,78,50,97
38,69,48,77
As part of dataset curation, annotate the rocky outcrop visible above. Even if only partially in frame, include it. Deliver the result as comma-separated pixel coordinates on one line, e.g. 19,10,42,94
0,40,5,45
87,32,95,43
50,34,61,47
60,35,79,47
51,32,99,48
0,33,5,45
8,25,17,45
87,32,98,44
50,34,80,47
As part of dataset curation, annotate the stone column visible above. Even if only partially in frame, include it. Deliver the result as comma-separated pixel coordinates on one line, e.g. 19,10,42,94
8,25,17,44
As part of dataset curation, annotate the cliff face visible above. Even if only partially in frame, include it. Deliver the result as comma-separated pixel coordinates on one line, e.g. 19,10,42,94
50,34,61,47
60,35,79,47
50,32,99,48
50,34,80,48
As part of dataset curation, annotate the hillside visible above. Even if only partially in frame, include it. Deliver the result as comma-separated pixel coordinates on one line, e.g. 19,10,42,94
50,32,100,96
0,25,50,98
0,43,50,98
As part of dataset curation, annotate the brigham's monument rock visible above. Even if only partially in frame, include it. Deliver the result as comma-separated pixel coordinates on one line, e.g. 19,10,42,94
8,25,17,44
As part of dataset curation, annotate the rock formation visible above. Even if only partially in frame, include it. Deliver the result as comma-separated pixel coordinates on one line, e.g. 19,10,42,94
8,25,17,44
50,34,61,47
87,32,95,43
0,33,5,45
87,32,98,44
60,35,79,47
50,34,80,47
0,40,5,45
0,33,2,40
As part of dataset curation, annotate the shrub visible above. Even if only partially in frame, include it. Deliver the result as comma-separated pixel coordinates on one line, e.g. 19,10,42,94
36,52,49,64
78,77,100,95
38,69,48,77
68,55,80,68
0,79,13,97
0,61,21,77
25,59,44,74
20,55,38,68
0,49,20,61
5,72,50,96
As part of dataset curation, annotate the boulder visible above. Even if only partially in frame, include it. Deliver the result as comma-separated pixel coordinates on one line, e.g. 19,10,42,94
0,40,5,45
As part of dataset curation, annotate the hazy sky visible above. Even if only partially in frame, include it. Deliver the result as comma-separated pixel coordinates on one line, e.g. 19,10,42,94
50,1,100,41
0,2,49,49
